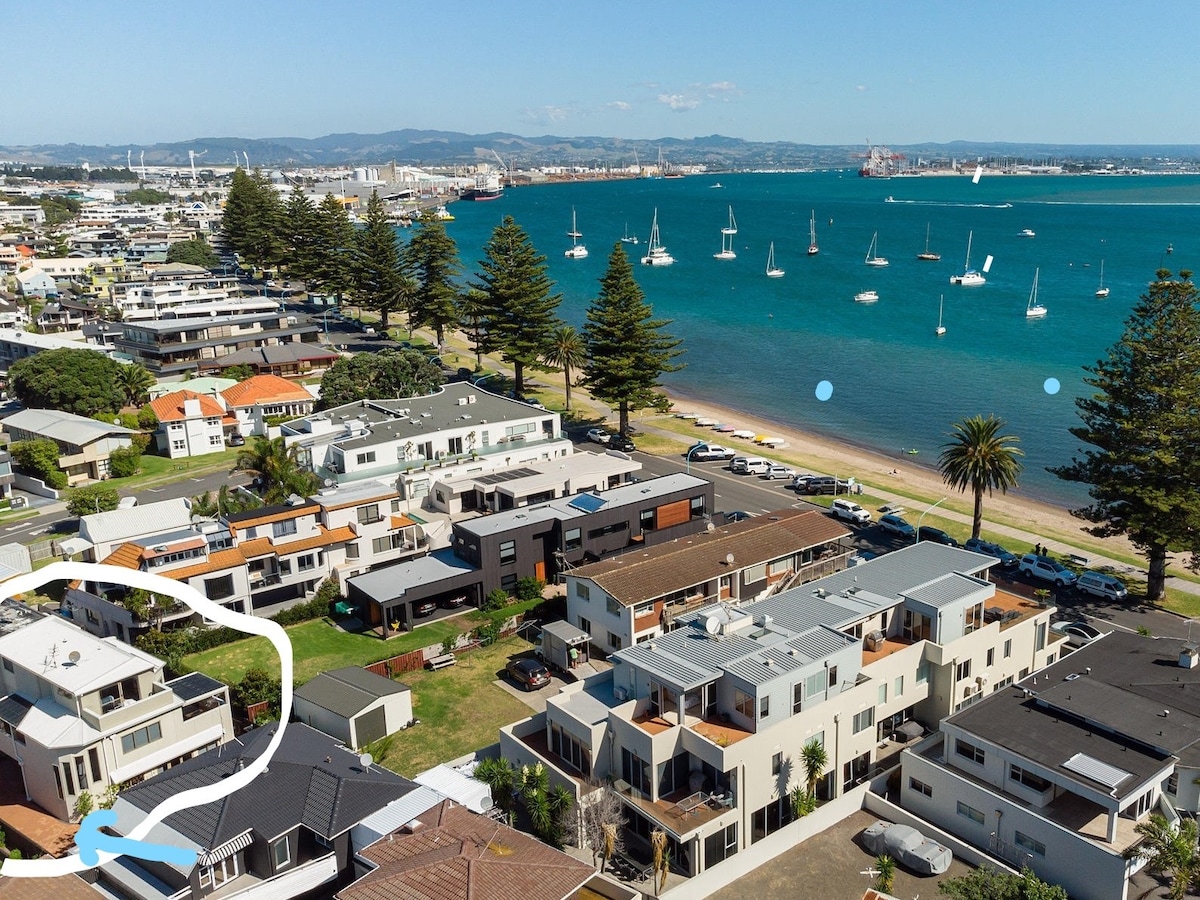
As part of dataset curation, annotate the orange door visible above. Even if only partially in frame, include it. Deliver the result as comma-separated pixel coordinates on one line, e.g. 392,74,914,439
535,560,547,582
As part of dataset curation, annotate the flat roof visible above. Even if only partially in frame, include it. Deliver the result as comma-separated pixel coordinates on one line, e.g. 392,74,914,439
0,616,159,695
347,547,478,603
440,449,639,496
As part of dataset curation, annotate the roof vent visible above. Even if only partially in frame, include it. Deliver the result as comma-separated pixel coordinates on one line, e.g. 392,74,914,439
816,588,827,598
1180,646,1199,669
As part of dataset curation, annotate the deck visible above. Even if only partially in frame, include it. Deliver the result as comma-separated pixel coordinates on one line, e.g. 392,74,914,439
616,783,732,838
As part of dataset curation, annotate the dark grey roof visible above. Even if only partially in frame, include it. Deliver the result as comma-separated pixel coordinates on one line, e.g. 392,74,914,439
216,342,338,367
224,499,319,524
0,598,44,638
294,666,410,716
119,723,416,850
0,693,33,727
166,672,226,704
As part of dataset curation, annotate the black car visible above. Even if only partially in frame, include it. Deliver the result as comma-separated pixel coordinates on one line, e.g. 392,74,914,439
917,526,960,547
608,434,636,453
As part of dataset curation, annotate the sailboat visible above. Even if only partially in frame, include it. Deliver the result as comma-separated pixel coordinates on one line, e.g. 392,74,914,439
1095,260,1110,298
564,208,587,258
620,223,639,245
935,294,946,336
864,231,889,267
807,210,819,255
765,242,784,278
640,208,675,266
949,230,986,285
917,223,941,261
1025,268,1047,319
714,206,737,260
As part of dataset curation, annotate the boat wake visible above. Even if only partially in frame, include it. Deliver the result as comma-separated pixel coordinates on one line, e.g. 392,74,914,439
883,199,1014,208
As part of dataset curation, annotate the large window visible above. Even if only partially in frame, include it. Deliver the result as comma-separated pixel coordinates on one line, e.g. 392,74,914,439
564,528,582,552
272,519,297,539
272,835,291,869
640,508,655,531
902,609,933,642
621,748,651,797
957,801,985,825
499,540,516,565
120,721,163,754
908,777,933,798
704,824,738,867
551,724,591,776
965,602,983,634
690,495,706,519
734,689,754,719
356,504,381,524
955,738,986,765
955,659,972,682
1010,765,1052,793
574,581,590,600
852,708,874,734
1014,831,1046,857
355,451,376,465
205,575,234,601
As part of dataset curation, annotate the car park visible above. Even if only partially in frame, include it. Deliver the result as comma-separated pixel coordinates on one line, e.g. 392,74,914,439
917,526,960,547
1050,620,1107,647
1075,570,1128,601
878,514,916,538
830,498,871,525
861,821,952,876
608,434,636,453
586,428,612,444
1018,554,1078,588
963,537,1018,566
690,443,736,461
506,657,551,691
763,464,796,480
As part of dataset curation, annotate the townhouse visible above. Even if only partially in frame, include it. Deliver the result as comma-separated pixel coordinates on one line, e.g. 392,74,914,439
501,542,1059,879
900,631,1200,900
0,599,233,822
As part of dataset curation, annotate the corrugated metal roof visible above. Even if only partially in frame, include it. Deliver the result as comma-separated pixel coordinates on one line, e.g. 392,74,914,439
904,572,989,608
617,642,715,689
3,407,134,446
1062,752,1133,789
79,498,193,544
784,541,995,602
355,785,447,839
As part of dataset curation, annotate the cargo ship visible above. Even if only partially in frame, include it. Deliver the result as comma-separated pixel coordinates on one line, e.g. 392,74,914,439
463,171,504,201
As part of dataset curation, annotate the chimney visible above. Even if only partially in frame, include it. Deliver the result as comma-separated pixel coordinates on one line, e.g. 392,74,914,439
1180,645,1199,669
183,397,202,417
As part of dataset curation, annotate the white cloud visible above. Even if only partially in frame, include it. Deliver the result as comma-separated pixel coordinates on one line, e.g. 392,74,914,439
606,100,631,111
703,81,740,99
658,93,700,112
523,105,571,125
856,84,869,93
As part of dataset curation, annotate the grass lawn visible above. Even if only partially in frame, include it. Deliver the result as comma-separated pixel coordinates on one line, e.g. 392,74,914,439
374,634,538,777
104,448,245,493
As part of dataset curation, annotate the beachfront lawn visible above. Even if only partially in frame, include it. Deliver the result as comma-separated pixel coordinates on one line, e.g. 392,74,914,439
372,634,538,776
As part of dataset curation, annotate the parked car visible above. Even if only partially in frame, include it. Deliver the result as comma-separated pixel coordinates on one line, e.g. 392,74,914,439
1075,570,1129,601
963,537,1018,567
586,428,612,445
440,594,468,609
917,526,960,547
860,821,952,876
1050,620,1108,647
608,434,636,453
790,473,818,491
1018,554,1078,588
730,456,771,475
226,433,246,447
878,514,916,538
805,476,854,495
413,600,437,617
506,657,551,691
690,443,736,461
830,498,871,525
763,464,796,480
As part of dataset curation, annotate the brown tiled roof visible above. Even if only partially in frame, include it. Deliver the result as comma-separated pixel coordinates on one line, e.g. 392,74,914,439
237,537,274,559
337,801,593,900
2,876,106,900
221,374,313,408
163,547,246,580
574,509,851,606
101,542,145,570
273,524,356,555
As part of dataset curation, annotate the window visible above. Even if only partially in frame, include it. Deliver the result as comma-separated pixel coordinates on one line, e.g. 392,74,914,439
272,519,297,539
120,721,163,754
356,504,381,524
346,543,360,560
772,752,782,776
965,602,983,634
828,665,837,690
578,616,591,634
575,581,590,600
372,533,408,554
587,521,629,540
986,647,995,667
621,747,651,796
690,495,706,518
760,695,770,719
606,597,621,616
89,748,101,783
955,659,972,682
501,573,518,592
172,439,186,451
272,835,291,869
1010,764,1052,793
704,823,738,866
955,738,985,765
894,675,904,697
209,435,223,447
745,563,767,583
878,684,887,704
902,609,932,642
809,730,824,750
735,689,754,718
565,528,582,552
205,575,234,600
957,801,985,825
75,756,87,789
640,508,655,531
1167,772,1180,795
792,683,803,714
550,724,591,776
499,540,516,565
916,659,931,684
806,670,826,700
52,766,63,799
1014,831,1046,857
391,499,403,513
852,708,874,734
297,553,315,572
908,777,933,798
355,451,376,466
607,632,622,650
2,656,12,672
1004,638,1012,659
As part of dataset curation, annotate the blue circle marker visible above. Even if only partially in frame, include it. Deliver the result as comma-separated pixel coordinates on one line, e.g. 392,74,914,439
1043,377,1060,395
815,380,833,402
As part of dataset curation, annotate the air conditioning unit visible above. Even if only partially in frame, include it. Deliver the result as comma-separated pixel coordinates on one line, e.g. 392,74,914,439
613,686,628,702
864,631,885,652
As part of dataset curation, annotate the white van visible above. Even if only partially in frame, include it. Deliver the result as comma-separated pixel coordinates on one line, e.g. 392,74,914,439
731,456,771,475
1076,571,1128,601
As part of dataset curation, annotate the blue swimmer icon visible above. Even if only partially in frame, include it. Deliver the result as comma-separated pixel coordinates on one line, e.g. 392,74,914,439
75,810,198,868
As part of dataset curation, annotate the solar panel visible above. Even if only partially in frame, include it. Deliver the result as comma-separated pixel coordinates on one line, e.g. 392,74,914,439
1062,752,1132,789
474,467,540,485
568,493,607,513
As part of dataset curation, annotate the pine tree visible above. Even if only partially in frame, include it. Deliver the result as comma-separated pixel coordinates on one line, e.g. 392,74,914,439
470,216,562,396
311,193,356,304
582,243,684,435
1051,270,1200,602
221,168,286,271
405,218,462,346
352,191,411,329
282,185,321,282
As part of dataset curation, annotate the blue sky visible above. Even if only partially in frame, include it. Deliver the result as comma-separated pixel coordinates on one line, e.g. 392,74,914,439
11,0,1199,147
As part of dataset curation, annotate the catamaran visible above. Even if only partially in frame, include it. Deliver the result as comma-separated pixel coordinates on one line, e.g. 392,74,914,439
564,207,587,259
766,242,784,278
864,231,889,267
641,209,675,266
714,206,737,260
949,230,986,285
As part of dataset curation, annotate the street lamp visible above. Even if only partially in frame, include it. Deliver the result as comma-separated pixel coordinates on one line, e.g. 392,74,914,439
915,496,948,545
685,443,702,475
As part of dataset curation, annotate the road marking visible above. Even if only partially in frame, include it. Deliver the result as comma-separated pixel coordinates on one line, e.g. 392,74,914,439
147,488,165,493
28,528,45,535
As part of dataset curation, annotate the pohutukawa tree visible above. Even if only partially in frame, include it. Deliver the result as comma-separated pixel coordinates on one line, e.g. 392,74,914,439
937,414,1024,541
581,243,683,435
1052,270,1200,603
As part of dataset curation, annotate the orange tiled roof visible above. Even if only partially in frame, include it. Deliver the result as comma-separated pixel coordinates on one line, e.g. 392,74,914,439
237,537,274,559
390,514,416,528
101,542,145,570
165,547,246,580
221,374,313,408
273,525,356,555
149,389,231,424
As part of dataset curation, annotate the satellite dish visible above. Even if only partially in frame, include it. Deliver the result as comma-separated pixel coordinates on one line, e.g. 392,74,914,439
705,522,715,532
68,650,81,664
323,478,334,488
359,752,373,768
725,552,735,565
705,616,720,636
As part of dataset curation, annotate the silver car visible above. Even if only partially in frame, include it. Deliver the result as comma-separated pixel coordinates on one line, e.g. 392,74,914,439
861,820,952,875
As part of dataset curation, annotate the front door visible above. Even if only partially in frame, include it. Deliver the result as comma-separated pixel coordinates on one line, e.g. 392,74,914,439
535,560,547,582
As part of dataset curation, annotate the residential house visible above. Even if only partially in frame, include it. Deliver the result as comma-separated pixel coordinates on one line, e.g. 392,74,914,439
899,631,1200,900
565,508,852,655
500,542,1059,880
293,667,412,749
0,600,233,822
3,407,135,483
0,206,45,225
147,376,236,400
36,297,100,333
220,374,316,437
15,268,58,299
103,723,420,900
0,330,120,375
337,800,595,900
210,342,341,378
148,390,235,459
75,498,196,563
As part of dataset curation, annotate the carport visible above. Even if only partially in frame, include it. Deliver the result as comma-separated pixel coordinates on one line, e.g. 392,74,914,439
346,547,483,638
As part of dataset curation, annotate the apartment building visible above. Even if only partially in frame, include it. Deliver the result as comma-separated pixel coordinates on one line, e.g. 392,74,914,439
900,631,1200,900
0,600,233,822
0,330,121,375
565,508,852,654
501,542,1059,879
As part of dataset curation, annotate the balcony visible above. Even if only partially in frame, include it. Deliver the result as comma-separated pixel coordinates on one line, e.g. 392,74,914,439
209,851,337,900
689,715,754,748
614,782,733,839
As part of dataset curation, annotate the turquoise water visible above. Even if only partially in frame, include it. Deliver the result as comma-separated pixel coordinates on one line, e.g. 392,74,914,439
438,173,1200,508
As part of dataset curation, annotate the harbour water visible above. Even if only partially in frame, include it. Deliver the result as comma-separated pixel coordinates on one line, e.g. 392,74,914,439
438,172,1200,508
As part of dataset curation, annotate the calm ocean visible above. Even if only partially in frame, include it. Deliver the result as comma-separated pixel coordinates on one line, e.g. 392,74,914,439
434,172,1200,508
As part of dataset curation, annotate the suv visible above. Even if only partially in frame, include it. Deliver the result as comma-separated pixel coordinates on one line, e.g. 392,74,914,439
586,428,611,444
1018,554,1078,588
608,434,636,453
690,443,736,461
806,476,853,495
790,473,818,491
917,526,960,547
830,498,871,525
763,464,796,480
878,513,915,538
1076,570,1128,601
963,538,1018,567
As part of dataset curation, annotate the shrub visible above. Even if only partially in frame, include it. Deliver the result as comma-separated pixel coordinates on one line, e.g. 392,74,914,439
10,439,67,489
515,577,544,602
130,431,152,453
234,667,281,718
137,405,159,430
474,620,502,646
109,446,141,478
116,412,140,430
65,484,120,517
483,588,510,611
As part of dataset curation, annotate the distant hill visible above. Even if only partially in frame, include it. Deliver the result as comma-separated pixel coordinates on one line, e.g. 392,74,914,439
2,130,1197,170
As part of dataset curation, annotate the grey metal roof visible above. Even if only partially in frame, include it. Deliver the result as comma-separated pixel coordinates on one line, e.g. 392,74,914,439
347,547,477,602
617,641,716,690
3,407,135,446
902,572,990,608
79,498,194,545
541,619,590,644
734,588,888,635
294,667,409,716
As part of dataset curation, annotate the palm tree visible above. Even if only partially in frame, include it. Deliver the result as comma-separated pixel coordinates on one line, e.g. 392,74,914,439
473,757,517,821
801,738,828,800
235,435,319,504
937,414,1024,540
115,363,155,408
1124,814,1200,900
875,854,896,893
541,323,586,411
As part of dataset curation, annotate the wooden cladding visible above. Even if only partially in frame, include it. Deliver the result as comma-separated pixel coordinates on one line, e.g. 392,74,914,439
655,499,691,530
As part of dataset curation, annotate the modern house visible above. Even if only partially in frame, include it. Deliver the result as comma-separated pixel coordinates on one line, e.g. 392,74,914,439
207,342,340,378
293,667,412,749
0,600,233,822
75,498,196,563
148,390,235,459
565,508,852,654
0,330,120,375
103,723,420,900
899,631,1200,900
2,407,136,483
500,542,1060,880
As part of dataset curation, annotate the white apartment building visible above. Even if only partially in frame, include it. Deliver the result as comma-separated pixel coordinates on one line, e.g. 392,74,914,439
0,600,233,822
501,543,1059,879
